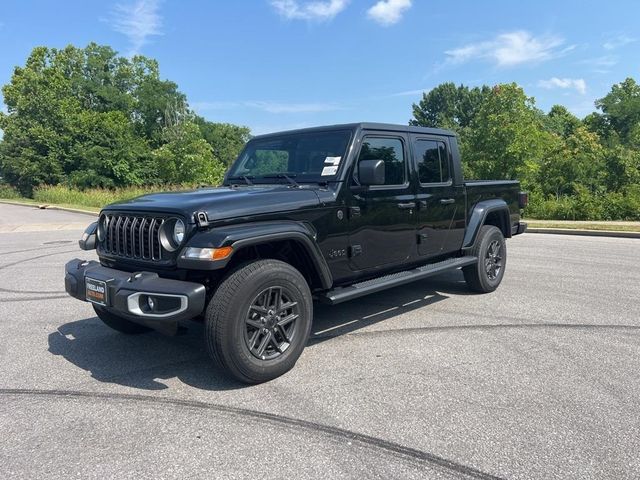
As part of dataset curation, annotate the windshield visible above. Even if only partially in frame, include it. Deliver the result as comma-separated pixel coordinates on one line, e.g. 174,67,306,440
226,130,352,183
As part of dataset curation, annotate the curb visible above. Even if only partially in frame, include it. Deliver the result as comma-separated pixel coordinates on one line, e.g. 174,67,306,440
0,199,98,217
527,227,640,239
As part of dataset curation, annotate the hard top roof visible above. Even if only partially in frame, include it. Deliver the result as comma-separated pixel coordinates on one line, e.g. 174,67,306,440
252,122,456,139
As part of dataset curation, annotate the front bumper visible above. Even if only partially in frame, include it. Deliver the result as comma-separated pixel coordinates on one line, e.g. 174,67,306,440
64,259,206,333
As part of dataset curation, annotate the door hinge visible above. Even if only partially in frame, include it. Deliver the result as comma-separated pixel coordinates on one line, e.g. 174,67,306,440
195,211,210,228
349,206,361,218
349,244,362,257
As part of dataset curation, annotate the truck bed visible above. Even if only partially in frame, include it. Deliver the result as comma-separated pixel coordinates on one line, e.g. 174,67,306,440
464,180,521,232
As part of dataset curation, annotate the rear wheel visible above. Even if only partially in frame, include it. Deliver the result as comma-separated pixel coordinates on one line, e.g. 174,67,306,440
463,225,506,293
93,305,151,334
205,259,313,384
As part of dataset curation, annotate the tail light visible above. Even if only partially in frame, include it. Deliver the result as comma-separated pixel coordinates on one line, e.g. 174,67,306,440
518,192,529,209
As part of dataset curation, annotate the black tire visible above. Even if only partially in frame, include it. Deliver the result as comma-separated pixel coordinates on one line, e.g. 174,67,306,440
205,259,313,384
93,305,152,334
463,225,507,293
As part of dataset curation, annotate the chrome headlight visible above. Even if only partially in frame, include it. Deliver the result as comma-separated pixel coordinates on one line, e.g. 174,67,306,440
159,217,187,252
173,219,185,245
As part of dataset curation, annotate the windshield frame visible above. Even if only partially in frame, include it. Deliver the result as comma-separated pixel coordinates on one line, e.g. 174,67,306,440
224,128,355,186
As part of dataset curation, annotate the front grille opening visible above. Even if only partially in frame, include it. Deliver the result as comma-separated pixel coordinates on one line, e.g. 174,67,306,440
103,214,166,261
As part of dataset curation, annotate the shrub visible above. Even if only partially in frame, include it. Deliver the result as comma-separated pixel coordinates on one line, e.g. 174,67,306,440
526,186,640,221
32,184,196,209
0,183,21,199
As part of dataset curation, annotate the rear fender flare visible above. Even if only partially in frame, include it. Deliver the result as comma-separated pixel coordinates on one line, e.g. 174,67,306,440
462,199,511,250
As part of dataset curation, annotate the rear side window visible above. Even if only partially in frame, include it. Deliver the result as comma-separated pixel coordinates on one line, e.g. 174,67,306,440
358,136,405,186
414,140,450,184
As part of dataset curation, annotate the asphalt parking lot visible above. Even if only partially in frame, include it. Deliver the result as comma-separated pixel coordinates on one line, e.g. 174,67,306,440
1,203,639,479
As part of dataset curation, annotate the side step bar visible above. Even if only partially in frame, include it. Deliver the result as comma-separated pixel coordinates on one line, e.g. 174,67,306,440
318,256,477,305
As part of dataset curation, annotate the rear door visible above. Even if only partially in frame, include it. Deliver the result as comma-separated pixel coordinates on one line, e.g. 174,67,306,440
347,133,417,271
411,135,465,258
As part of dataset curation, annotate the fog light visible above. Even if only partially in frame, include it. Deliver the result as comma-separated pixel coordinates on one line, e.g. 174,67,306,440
147,296,155,311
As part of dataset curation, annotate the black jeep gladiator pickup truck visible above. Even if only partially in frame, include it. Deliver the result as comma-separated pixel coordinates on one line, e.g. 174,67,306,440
65,122,527,383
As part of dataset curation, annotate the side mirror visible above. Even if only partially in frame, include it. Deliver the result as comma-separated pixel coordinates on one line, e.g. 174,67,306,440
358,159,385,186
79,221,98,250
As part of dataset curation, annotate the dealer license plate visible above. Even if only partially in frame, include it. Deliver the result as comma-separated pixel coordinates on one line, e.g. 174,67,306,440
85,277,107,305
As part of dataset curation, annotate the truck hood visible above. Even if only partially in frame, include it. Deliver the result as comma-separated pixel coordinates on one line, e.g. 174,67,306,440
102,185,322,223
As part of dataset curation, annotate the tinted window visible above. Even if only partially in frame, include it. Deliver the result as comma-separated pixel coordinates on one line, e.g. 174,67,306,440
228,130,351,181
415,140,450,184
251,150,289,175
358,137,405,185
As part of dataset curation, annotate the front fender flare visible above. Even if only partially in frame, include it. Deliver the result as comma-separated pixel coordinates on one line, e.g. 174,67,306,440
177,221,333,289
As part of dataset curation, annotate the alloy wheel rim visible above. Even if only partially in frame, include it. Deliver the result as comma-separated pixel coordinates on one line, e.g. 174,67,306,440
244,286,299,360
484,240,503,280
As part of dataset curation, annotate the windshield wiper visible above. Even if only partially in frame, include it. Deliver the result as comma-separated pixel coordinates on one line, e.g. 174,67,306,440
226,175,254,186
260,173,299,188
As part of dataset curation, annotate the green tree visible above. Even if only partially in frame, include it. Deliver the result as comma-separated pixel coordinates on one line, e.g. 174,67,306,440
595,77,640,145
0,43,240,194
537,127,605,198
195,118,251,166
0,47,78,193
463,83,548,184
602,145,640,191
410,83,490,131
152,122,225,185
66,110,153,188
543,105,581,138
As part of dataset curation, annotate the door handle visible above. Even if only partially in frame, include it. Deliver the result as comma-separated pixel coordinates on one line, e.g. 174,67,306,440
440,198,455,205
397,202,416,210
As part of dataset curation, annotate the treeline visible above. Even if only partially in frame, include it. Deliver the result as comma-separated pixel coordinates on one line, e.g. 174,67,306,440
410,81,640,220
1,44,639,221
0,43,250,195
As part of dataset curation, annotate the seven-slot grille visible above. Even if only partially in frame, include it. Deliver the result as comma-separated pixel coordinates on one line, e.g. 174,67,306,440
102,214,165,260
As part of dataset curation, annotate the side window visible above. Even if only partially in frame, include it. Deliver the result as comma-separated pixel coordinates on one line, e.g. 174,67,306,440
357,137,405,186
415,140,450,184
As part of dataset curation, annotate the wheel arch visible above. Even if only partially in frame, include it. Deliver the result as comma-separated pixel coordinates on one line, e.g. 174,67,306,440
180,221,333,290
462,199,511,251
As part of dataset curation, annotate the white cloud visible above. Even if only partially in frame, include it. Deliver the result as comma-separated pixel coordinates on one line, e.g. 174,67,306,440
389,88,429,97
367,0,412,26
445,31,570,67
192,100,341,114
270,0,348,21
110,0,162,56
603,35,637,50
538,77,587,95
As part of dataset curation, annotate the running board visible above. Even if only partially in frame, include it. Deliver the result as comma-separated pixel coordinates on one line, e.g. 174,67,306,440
318,256,477,305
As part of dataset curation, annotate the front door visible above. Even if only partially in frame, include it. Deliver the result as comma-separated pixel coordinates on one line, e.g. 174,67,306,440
411,136,465,257
348,134,417,271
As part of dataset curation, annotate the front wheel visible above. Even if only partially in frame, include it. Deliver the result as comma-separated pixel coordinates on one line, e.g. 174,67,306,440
463,225,507,293
205,259,313,384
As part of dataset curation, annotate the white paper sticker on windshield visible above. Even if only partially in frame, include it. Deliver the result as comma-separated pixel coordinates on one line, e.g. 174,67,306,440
321,165,338,176
324,156,341,166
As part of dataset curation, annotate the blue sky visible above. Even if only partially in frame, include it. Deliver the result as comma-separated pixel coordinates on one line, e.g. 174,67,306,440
1,0,639,134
